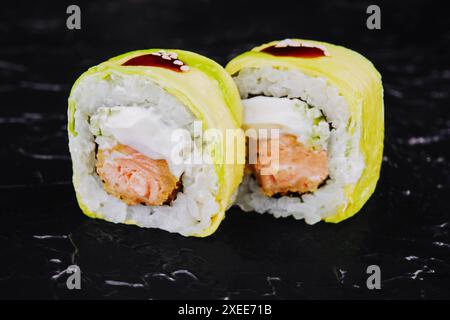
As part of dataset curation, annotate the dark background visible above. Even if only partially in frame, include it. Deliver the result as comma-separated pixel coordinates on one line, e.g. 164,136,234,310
0,0,449,299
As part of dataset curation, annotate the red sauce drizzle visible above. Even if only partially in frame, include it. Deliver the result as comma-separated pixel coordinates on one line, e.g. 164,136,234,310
261,44,327,58
122,52,189,72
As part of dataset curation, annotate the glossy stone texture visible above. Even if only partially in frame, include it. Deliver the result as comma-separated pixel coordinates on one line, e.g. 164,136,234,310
0,0,449,299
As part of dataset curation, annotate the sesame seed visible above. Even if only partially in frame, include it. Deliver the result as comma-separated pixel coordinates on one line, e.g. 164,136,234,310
173,60,183,65
285,39,295,45
275,41,288,48
168,52,178,59
180,65,190,71
161,55,171,60
150,52,162,56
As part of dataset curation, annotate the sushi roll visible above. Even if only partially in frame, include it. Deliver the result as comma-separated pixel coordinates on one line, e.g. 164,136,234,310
226,39,384,224
68,49,245,237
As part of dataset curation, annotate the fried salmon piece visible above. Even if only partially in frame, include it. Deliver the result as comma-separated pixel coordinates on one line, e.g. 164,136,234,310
249,134,328,196
96,144,179,206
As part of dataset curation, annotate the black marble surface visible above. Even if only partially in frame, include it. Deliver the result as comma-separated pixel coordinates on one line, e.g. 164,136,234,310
0,0,449,299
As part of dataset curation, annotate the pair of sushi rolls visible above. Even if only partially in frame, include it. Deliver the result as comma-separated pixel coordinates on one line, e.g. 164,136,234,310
68,50,245,237
226,39,384,224
68,39,384,237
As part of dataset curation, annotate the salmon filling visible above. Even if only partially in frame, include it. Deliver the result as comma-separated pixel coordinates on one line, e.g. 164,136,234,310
249,134,329,197
96,144,180,206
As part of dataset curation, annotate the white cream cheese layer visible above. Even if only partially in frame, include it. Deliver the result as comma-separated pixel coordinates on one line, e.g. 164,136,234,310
89,106,189,178
242,96,330,150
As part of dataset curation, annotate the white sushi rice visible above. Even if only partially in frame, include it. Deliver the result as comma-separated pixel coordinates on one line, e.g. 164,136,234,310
68,72,219,236
233,67,364,224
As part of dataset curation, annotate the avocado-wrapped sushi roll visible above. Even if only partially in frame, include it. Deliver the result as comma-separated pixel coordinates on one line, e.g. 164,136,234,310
226,39,384,224
68,49,244,237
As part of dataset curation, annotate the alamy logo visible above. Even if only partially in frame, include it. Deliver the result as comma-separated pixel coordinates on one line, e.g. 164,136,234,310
366,5,381,30
366,265,381,290
66,5,81,30
170,123,281,176
66,265,81,290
